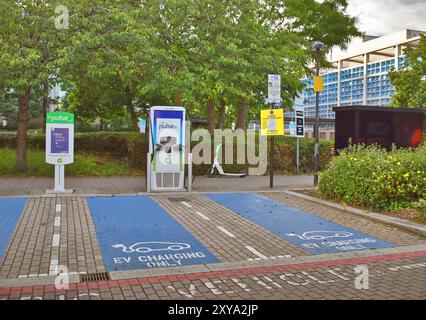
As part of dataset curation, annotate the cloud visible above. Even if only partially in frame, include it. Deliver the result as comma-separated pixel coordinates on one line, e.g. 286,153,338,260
347,0,426,35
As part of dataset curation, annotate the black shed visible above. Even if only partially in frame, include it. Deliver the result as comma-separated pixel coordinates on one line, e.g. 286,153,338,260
333,105,424,150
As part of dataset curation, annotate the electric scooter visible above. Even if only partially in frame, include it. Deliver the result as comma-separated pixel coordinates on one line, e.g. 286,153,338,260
207,144,247,178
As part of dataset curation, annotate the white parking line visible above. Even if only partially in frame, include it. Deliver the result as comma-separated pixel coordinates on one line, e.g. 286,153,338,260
195,211,210,220
245,245,269,260
181,201,192,208
52,234,60,247
55,204,62,213
54,217,61,227
216,226,236,238
49,259,59,275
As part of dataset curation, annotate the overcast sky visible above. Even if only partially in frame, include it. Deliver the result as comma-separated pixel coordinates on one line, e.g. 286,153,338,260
346,0,426,35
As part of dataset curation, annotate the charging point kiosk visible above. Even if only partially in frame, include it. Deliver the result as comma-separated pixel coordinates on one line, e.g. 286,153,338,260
45,112,74,194
147,106,192,192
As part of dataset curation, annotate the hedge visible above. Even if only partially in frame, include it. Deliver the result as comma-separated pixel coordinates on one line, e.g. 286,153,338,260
0,131,333,176
0,131,146,167
319,144,426,211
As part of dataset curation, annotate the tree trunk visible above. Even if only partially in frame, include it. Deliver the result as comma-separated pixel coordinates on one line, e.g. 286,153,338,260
218,98,226,129
16,90,32,172
41,81,49,133
207,98,216,135
127,104,139,132
125,91,139,132
173,91,182,106
236,99,249,130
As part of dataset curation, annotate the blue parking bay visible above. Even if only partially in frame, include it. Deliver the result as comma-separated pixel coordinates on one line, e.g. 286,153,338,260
207,193,394,255
87,196,220,271
0,197,27,261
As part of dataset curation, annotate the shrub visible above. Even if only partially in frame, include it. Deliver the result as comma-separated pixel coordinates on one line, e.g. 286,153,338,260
319,144,426,211
0,131,147,167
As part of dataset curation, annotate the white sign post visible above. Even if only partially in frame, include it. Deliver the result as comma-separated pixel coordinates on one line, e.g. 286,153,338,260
267,74,281,104
45,112,74,194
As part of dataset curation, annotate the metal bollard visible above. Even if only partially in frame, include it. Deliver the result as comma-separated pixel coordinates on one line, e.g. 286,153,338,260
146,153,151,193
188,153,192,193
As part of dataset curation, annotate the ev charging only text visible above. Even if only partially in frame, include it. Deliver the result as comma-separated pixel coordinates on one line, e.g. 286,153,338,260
113,252,207,268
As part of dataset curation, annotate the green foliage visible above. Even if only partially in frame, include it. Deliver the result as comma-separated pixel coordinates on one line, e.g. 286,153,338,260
319,144,426,211
412,199,426,222
0,0,359,171
0,148,137,177
0,91,42,124
273,136,333,173
0,131,147,168
0,1,66,95
389,35,426,109
0,131,333,175
57,0,359,124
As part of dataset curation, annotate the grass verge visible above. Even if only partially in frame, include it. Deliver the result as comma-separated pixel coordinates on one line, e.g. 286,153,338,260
0,148,143,177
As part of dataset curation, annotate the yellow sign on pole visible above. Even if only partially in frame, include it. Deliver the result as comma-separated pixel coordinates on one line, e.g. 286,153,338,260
313,76,324,92
260,109,284,136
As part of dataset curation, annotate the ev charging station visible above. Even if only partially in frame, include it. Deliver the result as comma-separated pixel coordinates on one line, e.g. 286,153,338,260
45,112,74,194
147,106,192,192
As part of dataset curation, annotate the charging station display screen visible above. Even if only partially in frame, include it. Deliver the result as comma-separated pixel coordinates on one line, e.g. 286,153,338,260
160,136,177,145
50,128,70,154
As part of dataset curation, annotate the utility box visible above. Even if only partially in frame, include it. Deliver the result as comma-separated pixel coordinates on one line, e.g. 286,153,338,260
333,106,424,151
45,112,74,193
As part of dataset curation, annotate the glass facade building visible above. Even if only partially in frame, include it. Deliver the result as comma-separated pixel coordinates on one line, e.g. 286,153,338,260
291,29,425,130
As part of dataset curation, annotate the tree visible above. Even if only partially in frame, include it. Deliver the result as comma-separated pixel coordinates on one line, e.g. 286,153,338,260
151,0,360,130
59,0,361,133
60,1,174,131
0,1,67,171
389,35,426,109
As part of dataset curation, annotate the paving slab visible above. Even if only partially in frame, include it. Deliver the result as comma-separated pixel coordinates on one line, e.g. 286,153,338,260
0,175,313,196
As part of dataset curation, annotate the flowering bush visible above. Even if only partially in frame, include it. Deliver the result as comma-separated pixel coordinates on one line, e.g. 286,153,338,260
319,144,426,211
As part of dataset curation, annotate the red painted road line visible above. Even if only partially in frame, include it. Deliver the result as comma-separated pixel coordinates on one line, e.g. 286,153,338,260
1,250,426,295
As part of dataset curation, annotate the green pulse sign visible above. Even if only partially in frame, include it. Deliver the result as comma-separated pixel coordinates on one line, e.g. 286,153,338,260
46,112,74,124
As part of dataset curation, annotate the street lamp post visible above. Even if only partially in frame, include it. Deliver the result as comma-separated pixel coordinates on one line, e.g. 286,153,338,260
312,41,326,187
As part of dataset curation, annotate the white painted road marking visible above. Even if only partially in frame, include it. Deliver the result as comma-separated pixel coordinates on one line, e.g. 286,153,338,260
245,245,269,260
49,259,59,275
195,211,210,220
52,234,60,247
181,201,192,208
54,217,61,227
388,262,426,271
216,226,236,238
55,204,62,213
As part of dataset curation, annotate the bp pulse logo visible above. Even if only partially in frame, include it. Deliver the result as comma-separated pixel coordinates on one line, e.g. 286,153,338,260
159,122,177,130
51,116,69,121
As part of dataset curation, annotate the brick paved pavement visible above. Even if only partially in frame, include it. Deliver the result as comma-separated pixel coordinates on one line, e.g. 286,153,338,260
1,251,425,300
0,176,313,196
0,191,425,300
0,196,105,279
